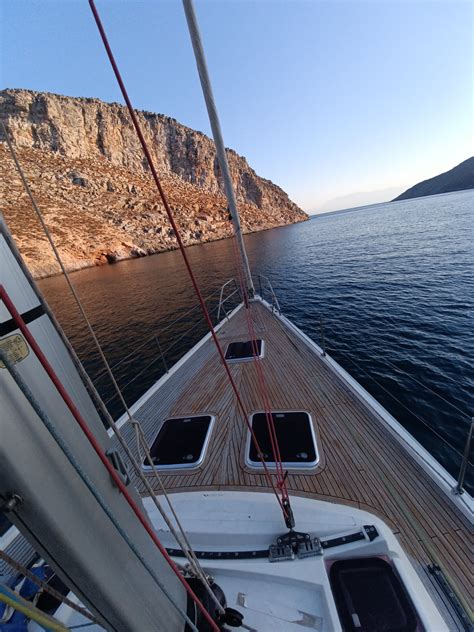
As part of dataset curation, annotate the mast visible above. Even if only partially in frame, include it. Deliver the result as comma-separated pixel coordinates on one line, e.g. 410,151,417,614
183,0,255,299
0,217,189,631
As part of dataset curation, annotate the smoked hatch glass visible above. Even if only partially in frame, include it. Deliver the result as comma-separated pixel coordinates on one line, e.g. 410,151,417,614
225,339,263,361
329,557,419,631
145,415,214,469
247,411,318,469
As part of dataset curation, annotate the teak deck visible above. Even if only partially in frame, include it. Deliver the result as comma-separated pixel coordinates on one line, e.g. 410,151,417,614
118,300,473,622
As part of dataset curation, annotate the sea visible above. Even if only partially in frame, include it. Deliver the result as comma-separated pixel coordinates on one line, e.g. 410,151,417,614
39,189,474,494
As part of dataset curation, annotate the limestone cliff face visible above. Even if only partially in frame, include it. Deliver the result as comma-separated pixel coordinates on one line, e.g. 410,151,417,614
0,89,307,277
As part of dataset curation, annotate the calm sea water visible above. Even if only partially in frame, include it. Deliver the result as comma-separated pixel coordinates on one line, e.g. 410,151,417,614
39,189,474,493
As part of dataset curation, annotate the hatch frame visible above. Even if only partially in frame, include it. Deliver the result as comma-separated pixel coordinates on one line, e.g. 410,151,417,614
244,409,320,470
143,414,216,471
224,339,265,363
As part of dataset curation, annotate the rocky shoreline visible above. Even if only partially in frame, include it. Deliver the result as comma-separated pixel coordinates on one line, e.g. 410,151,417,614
0,143,308,279
0,89,308,278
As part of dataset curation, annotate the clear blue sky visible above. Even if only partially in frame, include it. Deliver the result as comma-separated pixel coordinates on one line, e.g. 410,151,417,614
1,1,472,213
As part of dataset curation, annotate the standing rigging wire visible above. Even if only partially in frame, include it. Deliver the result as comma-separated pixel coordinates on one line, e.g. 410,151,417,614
0,288,216,630
183,0,293,523
0,550,97,624
229,235,291,511
1,123,225,619
88,0,291,523
0,340,200,632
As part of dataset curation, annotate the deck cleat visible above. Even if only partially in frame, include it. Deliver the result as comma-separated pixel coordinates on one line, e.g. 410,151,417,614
268,542,295,562
296,536,322,559
269,529,321,562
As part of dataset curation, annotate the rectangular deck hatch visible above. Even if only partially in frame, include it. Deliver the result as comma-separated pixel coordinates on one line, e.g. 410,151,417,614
144,415,214,469
225,339,263,361
329,557,418,631
247,411,318,469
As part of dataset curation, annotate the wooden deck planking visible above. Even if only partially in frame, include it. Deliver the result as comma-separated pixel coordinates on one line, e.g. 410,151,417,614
120,300,472,612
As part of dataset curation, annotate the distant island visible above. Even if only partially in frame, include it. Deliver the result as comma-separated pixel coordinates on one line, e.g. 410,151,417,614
393,157,474,201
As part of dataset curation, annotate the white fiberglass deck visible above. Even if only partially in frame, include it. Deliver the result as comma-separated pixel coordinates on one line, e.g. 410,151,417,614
145,491,450,632
114,299,473,626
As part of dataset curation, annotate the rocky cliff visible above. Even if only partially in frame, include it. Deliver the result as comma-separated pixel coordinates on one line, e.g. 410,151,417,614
0,89,307,278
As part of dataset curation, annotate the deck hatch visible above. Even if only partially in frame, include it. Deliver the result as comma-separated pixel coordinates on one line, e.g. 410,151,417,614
247,411,318,469
329,557,418,632
225,339,263,361
144,415,214,470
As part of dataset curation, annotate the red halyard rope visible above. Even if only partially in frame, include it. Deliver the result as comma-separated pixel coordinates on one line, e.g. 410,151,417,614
0,285,219,631
229,238,290,504
87,0,289,519
230,237,290,504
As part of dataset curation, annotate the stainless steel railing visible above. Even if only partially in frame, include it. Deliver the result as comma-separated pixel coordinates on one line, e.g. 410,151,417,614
256,274,281,314
216,278,242,323
318,318,473,494
94,286,242,411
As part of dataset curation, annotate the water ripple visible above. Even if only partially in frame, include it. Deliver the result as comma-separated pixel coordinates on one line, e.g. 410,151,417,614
39,190,474,493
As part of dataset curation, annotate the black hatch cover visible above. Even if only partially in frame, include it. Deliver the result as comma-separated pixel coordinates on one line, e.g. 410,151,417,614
248,411,316,464
225,340,263,361
146,416,212,467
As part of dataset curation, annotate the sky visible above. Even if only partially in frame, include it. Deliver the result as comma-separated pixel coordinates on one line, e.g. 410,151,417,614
1,0,472,214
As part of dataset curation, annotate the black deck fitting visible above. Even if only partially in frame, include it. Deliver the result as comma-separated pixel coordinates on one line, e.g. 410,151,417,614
283,497,295,530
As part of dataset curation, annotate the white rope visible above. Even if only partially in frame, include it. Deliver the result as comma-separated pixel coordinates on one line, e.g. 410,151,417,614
133,422,226,614
324,325,470,460
2,123,223,613
0,550,97,623
3,133,137,424
1,348,197,631
324,322,470,419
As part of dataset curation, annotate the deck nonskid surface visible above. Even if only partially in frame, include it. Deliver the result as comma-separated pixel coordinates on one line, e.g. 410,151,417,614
118,301,473,616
